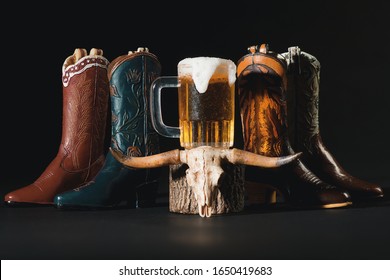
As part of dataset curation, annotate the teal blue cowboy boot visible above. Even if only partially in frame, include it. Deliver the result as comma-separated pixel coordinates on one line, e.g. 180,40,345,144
54,48,161,209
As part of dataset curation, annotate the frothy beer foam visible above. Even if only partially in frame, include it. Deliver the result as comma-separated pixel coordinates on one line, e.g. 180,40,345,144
178,57,236,93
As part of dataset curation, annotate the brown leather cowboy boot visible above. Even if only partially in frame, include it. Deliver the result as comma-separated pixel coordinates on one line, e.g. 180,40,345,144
283,46,384,202
237,43,352,209
4,48,110,205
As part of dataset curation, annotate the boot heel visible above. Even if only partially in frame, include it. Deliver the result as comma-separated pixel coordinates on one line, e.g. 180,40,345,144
136,180,159,208
126,196,137,208
245,181,277,206
124,186,137,209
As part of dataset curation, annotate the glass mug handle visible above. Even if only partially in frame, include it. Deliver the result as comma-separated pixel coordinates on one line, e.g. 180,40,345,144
150,76,181,138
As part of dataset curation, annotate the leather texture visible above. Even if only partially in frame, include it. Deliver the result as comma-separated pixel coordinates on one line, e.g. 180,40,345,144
4,49,110,205
54,49,161,209
237,43,352,208
283,48,384,202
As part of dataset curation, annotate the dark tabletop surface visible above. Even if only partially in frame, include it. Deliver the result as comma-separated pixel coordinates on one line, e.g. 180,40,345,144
1,173,389,260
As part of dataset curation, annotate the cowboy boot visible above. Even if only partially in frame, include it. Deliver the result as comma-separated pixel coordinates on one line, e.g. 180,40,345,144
283,46,384,202
4,48,110,205
237,43,352,209
54,48,161,209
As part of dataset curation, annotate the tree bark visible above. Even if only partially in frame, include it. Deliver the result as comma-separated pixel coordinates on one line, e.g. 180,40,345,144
169,162,245,215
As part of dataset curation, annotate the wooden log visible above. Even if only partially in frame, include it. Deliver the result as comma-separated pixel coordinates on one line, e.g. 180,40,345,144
169,161,245,215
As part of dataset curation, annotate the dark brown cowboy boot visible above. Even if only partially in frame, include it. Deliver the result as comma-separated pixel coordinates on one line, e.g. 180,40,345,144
4,48,110,205
237,43,351,209
283,46,384,202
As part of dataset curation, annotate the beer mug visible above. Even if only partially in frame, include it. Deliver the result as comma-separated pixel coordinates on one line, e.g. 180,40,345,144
150,57,237,149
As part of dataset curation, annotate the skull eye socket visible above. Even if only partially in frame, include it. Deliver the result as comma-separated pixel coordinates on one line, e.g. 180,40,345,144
186,169,200,184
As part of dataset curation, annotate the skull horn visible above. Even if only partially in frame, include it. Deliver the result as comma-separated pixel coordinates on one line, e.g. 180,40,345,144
109,148,182,168
226,148,301,168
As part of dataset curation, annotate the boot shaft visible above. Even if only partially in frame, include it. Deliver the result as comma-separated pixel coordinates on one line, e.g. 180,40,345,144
60,48,110,171
284,47,321,150
107,48,161,157
237,44,290,157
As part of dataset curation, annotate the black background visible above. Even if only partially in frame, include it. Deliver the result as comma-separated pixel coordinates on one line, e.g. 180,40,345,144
1,1,390,260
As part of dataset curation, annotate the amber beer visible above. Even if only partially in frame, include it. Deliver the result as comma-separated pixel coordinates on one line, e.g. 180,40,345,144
150,57,236,148
178,60,235,148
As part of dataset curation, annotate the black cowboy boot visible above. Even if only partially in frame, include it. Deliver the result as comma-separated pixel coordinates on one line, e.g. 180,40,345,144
54,48,161,209
283,46,384,202
237,43,352,209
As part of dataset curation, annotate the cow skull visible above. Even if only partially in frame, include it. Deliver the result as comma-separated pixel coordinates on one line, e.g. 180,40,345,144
110,146,300,217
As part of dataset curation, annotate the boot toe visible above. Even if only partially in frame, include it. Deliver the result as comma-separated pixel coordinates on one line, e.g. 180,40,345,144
367,186,384,198
54,184,103,209
54,194,65,208
349,184,385,202
54,190,82,208
4,185,53,205
4,191,21,203
4,186,35,204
